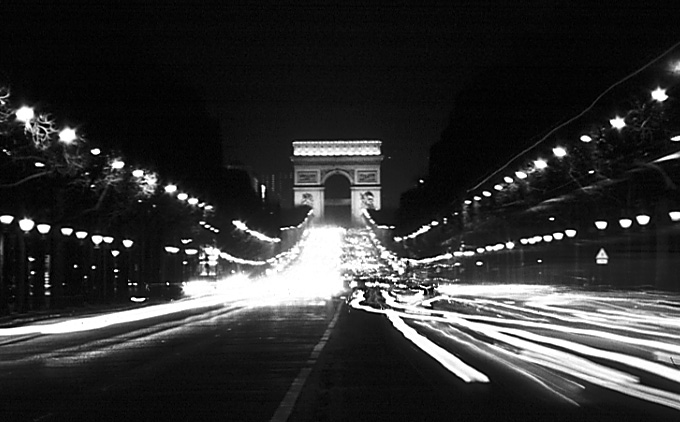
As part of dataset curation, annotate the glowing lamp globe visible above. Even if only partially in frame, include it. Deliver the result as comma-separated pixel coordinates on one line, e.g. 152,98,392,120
618,218,633,229
651,87,668,102
58,128,77,144
18,218,35,232
552,147,567,158
610,116,626,130
635,214,651,226
15,106,35,123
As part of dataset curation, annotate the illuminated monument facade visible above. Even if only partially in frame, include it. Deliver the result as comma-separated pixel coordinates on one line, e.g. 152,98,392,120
291,140,382,226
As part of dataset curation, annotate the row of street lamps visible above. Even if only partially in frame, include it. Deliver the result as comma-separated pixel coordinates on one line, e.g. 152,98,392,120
0,213,137,314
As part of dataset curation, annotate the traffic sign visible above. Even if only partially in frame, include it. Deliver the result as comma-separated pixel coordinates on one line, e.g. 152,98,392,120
596,248,609,265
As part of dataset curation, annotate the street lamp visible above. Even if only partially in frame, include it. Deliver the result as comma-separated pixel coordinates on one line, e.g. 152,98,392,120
18,218,35,233
552,146,567,158
91,235,103,247
164,246,180,254
60,227,74,236
610,115,626,130
534,159,548,170
15,106,35,125
0,215,14,225
58,128,77,144
122,239,134,248
36,223,51,235
75,230,88,240
103,236,114,245
635,214,651,226
618,218,633,229
594,220,608,230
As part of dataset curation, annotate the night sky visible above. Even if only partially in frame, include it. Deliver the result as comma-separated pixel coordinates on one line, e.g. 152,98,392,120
2,1,679,209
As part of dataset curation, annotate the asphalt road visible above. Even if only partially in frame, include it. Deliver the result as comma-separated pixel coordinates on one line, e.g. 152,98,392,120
0,297,340,422
1,293,675,422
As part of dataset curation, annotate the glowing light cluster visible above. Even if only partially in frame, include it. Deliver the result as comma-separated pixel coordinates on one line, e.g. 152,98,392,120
280,208,314,231
462,51,680,211
232,220,281,243
292,140,381,156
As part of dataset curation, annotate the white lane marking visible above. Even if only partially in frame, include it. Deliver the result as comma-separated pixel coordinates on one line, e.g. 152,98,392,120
270,301,343,422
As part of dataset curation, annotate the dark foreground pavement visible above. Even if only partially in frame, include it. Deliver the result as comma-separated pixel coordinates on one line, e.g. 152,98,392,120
0,295,676,422
291,302,674,422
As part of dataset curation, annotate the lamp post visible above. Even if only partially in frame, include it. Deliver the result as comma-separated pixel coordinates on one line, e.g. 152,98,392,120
17,218,34,312
53,226,74,308
0,215,14,314
74,230,88,304
619,218,633,288
35,223,51,309
91,234,103,302
594,220,607,285
102,236,114,301
122,239,134,301
164,246,180,284
111,249,120,300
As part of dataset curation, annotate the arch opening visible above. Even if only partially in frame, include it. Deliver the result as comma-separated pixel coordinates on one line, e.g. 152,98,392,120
324,173,351,226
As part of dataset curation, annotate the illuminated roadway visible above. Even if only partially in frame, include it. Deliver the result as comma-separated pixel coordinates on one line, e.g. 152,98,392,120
0,227,678,421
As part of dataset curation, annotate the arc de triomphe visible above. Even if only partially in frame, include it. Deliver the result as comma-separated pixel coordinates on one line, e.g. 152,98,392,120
291,140,382,226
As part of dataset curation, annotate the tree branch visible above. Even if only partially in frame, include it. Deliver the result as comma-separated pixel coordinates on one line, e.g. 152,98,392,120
0,171,50,188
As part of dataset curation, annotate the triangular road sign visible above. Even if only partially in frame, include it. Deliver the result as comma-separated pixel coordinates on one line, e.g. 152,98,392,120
596,248,609,265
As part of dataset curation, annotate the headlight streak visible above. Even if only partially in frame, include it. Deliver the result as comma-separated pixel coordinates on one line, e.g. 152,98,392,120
386,312,490,384
349,290,490,384
412,319,585,407
0,294,234,336
350,283,680,411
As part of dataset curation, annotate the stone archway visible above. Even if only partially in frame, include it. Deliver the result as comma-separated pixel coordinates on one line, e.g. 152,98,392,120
324,172,352,226
291,140,383,226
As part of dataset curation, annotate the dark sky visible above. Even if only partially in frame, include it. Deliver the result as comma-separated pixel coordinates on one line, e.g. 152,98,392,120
2,1,679,208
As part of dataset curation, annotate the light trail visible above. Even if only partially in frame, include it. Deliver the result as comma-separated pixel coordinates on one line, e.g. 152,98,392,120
344,228,680,413
0,227,345,337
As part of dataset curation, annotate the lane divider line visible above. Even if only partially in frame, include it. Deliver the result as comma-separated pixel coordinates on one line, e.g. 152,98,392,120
270,301,343,422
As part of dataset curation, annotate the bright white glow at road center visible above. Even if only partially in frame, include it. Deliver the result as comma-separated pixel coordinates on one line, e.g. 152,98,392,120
0,228,345,336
